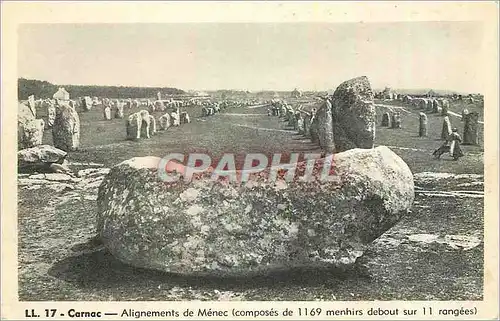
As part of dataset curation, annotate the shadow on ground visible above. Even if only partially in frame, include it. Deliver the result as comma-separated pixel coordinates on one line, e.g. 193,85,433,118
48,246,369,291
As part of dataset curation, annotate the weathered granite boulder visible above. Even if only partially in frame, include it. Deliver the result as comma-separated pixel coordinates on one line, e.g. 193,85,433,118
52,103,80,151
18,119,45,149
331,76,376,151
82,96,93,112
309,114,319,144
97,146,414,276
114,102,124,119
18,145,67,171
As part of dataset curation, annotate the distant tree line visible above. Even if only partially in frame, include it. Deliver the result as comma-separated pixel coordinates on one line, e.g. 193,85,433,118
18,78,185,100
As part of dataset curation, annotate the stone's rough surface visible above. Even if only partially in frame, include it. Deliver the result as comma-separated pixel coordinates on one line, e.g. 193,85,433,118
309,114,319,144
303,113,312,137
159,114,171,131
97,146,414,276
463,112,479,145
391,112,402,129
441,116,452,140
115,103,124,119
441,100,450,116
46,103,56,128
316,100,335,153
331,76,376,151
104,106,112,120
419,112,428,137
18,145,67,170
381,112,390,127
18,119,45,149
52,104,80,151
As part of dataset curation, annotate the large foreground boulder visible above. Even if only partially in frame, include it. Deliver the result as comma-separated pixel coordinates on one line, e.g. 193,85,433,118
331,76,376,151
97,146,414,276
18,145,67,171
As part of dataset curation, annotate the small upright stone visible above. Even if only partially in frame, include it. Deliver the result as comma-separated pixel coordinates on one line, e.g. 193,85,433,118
441,116,452,140
441,99,450,116
331,76,376,151
391,112,402,129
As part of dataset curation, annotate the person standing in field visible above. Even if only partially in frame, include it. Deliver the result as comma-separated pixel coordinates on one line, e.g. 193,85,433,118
433,127,464,160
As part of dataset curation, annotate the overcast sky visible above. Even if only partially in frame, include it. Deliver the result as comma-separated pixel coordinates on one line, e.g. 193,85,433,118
18,22,484,92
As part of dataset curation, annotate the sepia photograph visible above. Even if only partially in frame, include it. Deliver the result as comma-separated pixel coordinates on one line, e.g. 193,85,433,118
2,3,497,318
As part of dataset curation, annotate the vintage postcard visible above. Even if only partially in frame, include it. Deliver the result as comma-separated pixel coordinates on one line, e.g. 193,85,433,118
2,1,499,320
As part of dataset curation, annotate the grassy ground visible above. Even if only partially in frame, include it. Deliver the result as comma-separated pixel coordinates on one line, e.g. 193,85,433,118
18,99,484,301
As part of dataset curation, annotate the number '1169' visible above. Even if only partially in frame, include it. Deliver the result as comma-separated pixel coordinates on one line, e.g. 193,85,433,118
298,308,322,316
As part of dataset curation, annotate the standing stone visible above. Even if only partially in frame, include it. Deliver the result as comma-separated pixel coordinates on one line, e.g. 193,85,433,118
18,119,45,149
180,112,191,124
158,113,171,130
157,92,162,101
287,110,296,127
461,108,469,122
381,112,391,127
331,76,376,151
297,114,304,134
441,99,450,116
82,96,93,111
463,112,479,145
114,102,124,119
315,100,335,153
391,112,402,129
96,146,414,276
103,106,111,120
309,114,319,144
441,116,452,140
432,100,441,114
419,113,428,137
418,99,427,110
18,145,67,172
45,101,56,128
52,103,80,151
18,100,38,149
431,99,439,113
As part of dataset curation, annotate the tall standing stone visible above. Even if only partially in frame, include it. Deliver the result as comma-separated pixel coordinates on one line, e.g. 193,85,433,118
52,103,80,151
419,112,428,137
441,99,449,116
96,146,414,276
310,114,319,144
331,76,376,151
381,112,391,127
391,112,402,129
431,99,439,113
463,112,479,145
441,116,452,140
115,101,124,119
82,96,93,111
18,100,41,149
103,106,111,120
18,119,45,149
303,113,311,137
